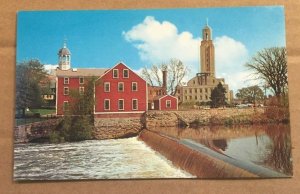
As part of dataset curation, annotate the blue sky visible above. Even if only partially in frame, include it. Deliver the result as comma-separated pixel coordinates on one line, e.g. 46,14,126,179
17,6,286,93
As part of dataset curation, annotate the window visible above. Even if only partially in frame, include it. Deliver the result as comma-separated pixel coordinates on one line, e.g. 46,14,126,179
185,96,187,100
64,77,69,84
104,99,110,110
104,82,110,92
132,82,137,91
118,99,124,110
64,87,69,95
123,69,129,78
195,89,197,93
195,96,197,100
177,89,180,94
189,96,192,100
166,100,171,108
132,99,138,110
63,101,69,111
190,89,192,93
205,95,208,100
200,88,202,93
113,69,119,78
118,82,124,92
79,87,84,95
79,77,84,84
200,96,202,100
185,90,187,94
205,88,208,93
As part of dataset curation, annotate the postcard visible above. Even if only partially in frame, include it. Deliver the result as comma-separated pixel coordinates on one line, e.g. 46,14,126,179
14,6,292,180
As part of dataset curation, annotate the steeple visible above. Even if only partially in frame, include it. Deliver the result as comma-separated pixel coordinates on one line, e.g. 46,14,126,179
58,40,71,70
200,20,215,76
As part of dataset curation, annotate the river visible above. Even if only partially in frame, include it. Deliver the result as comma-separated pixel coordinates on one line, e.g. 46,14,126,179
14,137,193,180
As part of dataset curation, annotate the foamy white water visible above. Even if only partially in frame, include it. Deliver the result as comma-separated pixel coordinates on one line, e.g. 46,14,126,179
14,137,193,180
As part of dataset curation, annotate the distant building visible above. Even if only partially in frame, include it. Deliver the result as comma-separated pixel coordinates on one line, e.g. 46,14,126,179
175,22,233,104
147,70,178,110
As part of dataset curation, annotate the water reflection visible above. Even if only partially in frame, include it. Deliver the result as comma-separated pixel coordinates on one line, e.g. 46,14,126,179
150,124,292,175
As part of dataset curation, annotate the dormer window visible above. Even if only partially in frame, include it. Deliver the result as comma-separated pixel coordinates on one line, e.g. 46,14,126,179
123,69,129,78
113,69,119,78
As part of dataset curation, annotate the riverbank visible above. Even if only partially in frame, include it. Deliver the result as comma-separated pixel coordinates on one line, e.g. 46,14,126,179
146,107,289,128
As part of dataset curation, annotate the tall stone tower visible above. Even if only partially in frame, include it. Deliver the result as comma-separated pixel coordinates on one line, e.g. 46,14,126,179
200,21,215,77
58,41,71,70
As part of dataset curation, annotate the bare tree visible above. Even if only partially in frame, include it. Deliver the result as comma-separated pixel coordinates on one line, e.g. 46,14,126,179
245,47,287,97
141,58,188,95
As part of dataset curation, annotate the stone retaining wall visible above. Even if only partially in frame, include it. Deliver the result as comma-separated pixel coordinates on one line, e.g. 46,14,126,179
93,117,145,139
146,108,267,128
14,119,60,143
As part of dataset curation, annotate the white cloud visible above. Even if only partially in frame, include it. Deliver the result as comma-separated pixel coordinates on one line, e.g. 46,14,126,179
124,16,253,94
123,16,200,66
215,36,249,73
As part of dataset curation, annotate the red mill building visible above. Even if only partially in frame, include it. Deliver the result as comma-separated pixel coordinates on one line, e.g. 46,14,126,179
55,41,177,117
175,22,233,104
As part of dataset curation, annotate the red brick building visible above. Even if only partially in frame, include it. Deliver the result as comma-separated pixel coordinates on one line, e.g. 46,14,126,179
55,42,177,116
94,62,147,118
56,68,108,115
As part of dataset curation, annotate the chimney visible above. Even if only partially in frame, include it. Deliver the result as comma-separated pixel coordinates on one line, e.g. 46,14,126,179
162,70,167,94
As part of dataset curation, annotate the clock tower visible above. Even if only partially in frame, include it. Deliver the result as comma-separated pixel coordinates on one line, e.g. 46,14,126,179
200,20,215,77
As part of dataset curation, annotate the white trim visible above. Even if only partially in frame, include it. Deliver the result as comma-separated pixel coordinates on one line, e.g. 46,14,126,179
55,76,58,115
113,69,119,78
79,86,84,95
104,82,110,92
158,94,178,100
132,99,138,110
104,99,110,110
64,77,69,84
132,82,138,91
64,87,69,95
118,82,124,92
95,62,148,83
94,111,145,114
123,69,129,78
118,99,124,110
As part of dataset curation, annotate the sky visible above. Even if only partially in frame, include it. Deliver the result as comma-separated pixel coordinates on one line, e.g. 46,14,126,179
17,6,286,94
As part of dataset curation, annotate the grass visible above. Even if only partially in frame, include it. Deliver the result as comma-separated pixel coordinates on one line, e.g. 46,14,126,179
30,108,56,115
15,108,56,126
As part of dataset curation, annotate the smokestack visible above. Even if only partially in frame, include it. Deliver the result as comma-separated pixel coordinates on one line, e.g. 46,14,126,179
162,70,167,94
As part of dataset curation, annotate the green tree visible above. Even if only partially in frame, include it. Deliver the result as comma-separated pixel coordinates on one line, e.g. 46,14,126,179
56,77,98,142
236,85,264,104
245,47,287,97
210,82,226,108
16,59,47,116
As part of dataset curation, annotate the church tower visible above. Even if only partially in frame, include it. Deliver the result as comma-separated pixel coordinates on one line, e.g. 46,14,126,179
200,20,215,77
58,40,71,70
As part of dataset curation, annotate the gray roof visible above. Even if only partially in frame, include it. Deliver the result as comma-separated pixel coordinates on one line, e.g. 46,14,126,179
56,68,109,77
58,47,71,56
